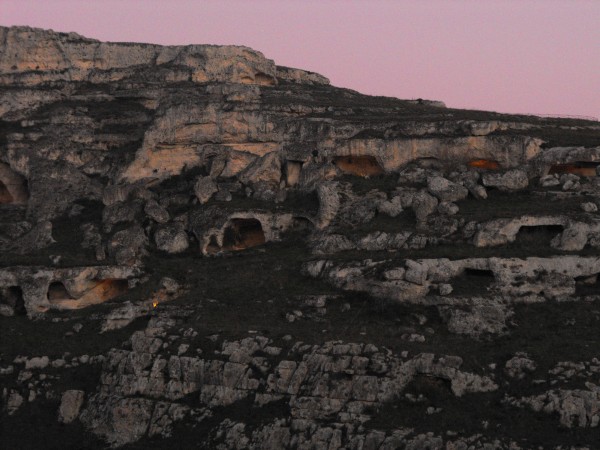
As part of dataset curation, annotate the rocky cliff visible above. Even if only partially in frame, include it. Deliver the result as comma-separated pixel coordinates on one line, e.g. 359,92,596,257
1,26,600,449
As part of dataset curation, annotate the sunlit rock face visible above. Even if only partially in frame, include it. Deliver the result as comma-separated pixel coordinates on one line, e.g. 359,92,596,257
0,26,274,87
2,26,600,450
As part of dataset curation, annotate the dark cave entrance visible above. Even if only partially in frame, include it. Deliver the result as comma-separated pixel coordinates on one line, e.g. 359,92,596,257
333,155,384,177
452,268,496,296
0,286,26,315
548,162,600,177
515,225,564,247
222,218,266,251
47,281,75,303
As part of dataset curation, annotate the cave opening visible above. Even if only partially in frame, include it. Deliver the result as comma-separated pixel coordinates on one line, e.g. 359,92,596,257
333,155,384,177
548,162,600,177
90,279,129,302
222,218,266,251
47,281,75,303
464,268,495,279
47,279,129,308
452,268,496,296
0,286,26,315
515,225,564,247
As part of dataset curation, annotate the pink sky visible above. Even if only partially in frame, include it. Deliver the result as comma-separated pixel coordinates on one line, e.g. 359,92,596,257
2,0,598,118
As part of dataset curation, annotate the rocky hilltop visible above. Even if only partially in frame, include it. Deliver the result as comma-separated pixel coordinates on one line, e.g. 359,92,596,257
1,26,600,449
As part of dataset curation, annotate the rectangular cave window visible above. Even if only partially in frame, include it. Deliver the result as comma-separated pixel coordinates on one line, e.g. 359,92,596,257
451,268,496,296
0,286,26,315
515,225,564,247
291,216,314,233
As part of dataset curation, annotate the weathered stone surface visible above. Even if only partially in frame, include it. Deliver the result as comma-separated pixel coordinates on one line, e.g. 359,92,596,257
154,223,189,254
482,169,529,191
3,25,600,450
194,176,219,204
58,390,85,423
412,191,438,222
427,176,469,202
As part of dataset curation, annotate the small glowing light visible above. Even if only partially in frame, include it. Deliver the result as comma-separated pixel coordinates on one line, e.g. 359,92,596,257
152,301,158,308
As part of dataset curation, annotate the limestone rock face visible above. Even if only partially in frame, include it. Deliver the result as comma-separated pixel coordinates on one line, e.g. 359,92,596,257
3,26,600,450
0,26,329,88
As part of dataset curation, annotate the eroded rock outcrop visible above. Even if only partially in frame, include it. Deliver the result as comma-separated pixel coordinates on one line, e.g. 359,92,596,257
2,26,600,450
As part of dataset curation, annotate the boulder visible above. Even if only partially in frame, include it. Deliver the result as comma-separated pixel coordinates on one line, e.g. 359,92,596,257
482,169,529,191
405,260,427,285
412,191,438,222
581,202,598,213
154,223,189,254
194,176,218,204
58,390,85,423
144,199,170,223
427,176,468,202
